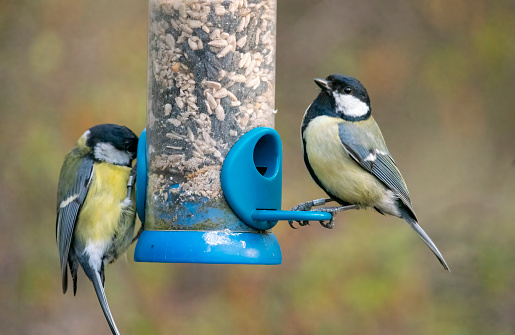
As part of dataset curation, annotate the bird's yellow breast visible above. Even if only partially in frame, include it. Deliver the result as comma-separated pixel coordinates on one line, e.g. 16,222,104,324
303,116,390,208
75,163,132,243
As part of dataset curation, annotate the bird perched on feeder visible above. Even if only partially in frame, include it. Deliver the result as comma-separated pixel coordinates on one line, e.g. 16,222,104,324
292,74,450,271
56,124,139,334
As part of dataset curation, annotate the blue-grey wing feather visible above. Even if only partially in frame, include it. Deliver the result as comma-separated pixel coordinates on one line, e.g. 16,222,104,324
338,122,416,218
370,154,414,214
56,156,94,292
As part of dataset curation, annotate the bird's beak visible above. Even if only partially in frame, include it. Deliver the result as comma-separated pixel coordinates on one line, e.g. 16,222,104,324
314,78,331,91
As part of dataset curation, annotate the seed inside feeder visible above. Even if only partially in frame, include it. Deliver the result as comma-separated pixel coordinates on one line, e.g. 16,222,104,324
146,0,277,230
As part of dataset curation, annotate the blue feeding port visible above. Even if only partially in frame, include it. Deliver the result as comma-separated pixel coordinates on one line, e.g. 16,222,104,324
221,127,332,228
221,127,283,231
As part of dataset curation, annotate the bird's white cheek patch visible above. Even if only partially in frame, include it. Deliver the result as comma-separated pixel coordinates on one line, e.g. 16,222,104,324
94,143,132,166
332,93,369,117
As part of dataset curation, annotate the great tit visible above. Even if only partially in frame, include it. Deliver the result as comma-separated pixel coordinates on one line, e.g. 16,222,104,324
56,124,139,334
294,74,450,271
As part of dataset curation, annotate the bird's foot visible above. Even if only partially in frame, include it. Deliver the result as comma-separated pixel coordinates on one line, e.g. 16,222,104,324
288,198,335,228
310,205,359,229
288,202,358,229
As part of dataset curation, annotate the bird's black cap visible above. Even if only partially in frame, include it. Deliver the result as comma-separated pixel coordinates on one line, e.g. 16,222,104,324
86,124,139,155
314,74,370,106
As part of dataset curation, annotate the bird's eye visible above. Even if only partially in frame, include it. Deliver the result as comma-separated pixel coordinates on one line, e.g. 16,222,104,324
343,87,352,94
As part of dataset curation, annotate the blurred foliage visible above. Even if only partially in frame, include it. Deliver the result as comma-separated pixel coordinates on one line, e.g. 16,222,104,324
1,0,515,334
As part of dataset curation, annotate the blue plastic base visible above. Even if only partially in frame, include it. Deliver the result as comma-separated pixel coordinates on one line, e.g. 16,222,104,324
134,230,282,264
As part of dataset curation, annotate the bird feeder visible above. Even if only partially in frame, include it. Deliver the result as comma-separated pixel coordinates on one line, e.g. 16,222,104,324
134,0,330,264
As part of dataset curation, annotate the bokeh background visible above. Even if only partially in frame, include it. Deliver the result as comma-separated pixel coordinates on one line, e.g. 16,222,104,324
1,0,515,334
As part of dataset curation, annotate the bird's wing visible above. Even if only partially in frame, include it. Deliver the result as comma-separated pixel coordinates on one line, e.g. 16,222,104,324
56,155,94,293
338,122,416,218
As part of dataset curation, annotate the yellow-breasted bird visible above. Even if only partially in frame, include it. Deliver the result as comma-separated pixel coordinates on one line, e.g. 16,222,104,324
56,124,139,334
292,74,449,271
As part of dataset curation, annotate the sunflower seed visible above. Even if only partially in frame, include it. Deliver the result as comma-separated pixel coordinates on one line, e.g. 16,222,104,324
213,88,228,99
255,28,261,46
187,126,195,142
178,3,187,18
165,34,175,48
214,6,226,15
175,97,185,109
166,132,184,140
237,18,245,32
215,105,225,121
227,35,236,49
188,38,198,50
239,113,249,128
205,101,213,114
164,103,172,116
188,19,202,28
203,81,222,90
210,28,220,40
226,90,238,102
230,74,246,82
246,76,260,88
239,52,250,68
208,39,228,48
205,92,217,109
236,35,247,48
168,118,182,127
217,44,233,58
180,24,193,34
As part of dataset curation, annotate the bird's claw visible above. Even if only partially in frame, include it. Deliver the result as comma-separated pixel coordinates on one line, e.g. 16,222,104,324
288,220,310,229
319,218,335,229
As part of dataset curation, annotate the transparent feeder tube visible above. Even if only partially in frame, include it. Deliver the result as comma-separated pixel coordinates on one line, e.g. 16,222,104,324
146,0,277,231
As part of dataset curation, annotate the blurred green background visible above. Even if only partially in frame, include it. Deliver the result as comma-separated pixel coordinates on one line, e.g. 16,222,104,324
1,0,515,334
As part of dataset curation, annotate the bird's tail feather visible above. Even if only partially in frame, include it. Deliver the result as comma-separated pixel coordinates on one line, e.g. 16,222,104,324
404,215,450,271
84,266,121,335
